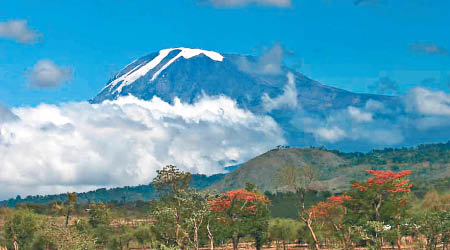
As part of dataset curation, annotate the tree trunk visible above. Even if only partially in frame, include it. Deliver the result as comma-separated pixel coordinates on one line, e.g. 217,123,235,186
232,233,239,250
306,220,321,250
207,222,214,250
255,233,262,250
194,226,199,250
65,208,71,227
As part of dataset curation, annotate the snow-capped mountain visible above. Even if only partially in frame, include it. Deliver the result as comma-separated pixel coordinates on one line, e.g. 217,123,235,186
92,47,404,149
92,47,397,111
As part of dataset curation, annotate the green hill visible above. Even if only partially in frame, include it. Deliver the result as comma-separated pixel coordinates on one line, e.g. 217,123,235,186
211,142,450,193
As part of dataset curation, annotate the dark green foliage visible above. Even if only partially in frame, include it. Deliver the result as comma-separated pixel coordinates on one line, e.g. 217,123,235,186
4,209,41,249
267,190,332,218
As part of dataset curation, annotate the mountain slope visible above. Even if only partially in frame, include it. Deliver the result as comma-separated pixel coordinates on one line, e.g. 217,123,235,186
211,142,450,193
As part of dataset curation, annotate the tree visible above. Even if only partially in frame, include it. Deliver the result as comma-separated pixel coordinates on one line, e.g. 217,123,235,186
153,165,192,196
152,165,193,249
4,209,41,250
87,201,110,228
268,218,302,250
209,186,270,250
411,210,450,250
408,191,450,250
309,195,353,249
52,192,78,227
186,191,214,250
276,164,321,249
134,225,155,249
32,218,97,250
345,169,412,249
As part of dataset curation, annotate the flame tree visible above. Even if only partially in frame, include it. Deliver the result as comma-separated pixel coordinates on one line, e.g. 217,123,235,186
309,195,353,249
209,183,270,250
345,169,413,248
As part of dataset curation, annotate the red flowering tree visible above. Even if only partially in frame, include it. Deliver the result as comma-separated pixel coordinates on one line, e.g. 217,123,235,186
351,169,412,221
309,195,353,248
345,169,413,248
209,186,270,250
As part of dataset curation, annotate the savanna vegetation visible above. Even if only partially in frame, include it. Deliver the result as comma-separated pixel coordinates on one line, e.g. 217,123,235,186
1,163,449,249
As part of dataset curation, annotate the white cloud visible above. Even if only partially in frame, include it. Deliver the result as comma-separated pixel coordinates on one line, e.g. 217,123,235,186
364,99,385,111
262,72,298,111
207,0,291,8
238,44,284,75
297,102,404,145
0,20,40,44
314,126,346,142
26,59,72,88
407,87,450,116
0,95,285,199
0,104,18,123
348,106,373,122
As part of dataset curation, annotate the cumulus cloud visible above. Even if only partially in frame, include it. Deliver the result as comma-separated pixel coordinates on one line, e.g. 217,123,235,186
0,95,285,199
0,104,18,123
300,88,450,145
26,59,72,88
409,42,448,56
348,106,373,122
314,126,346,142
367,77,398,95
406,87,450,116
238,44,284,75
0,19,41,44
205,0,291,8
262,72,298,111
364,99,385,111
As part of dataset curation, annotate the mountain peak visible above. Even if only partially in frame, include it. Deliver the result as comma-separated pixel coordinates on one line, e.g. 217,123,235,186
102,47,224,94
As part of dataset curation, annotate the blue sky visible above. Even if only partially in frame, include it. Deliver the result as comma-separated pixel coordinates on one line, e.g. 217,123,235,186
0,0,449,106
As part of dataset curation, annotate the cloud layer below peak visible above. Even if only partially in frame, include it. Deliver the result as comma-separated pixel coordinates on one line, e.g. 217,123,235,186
0,95,285,199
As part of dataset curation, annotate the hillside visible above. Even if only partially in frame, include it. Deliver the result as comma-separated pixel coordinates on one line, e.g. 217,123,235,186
211,142,450,193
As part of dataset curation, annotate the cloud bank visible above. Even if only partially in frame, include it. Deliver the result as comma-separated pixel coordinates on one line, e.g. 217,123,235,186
291,87,450,147
407,87,450,116
26,60,72,88
0,95,284,199
0,20,41,44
